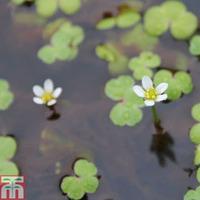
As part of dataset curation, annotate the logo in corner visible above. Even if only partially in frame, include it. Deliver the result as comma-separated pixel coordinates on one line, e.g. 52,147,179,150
0,176,25,200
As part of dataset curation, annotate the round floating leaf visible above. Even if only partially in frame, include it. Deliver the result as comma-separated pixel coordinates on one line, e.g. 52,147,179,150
81,176,99,193
140,51,161,68
36,0,58,18
74,159,97,177
190,123,200,145
67,47,78,60
175,71,193,94
192,103,200,122
96,18,116,30
69,26,85,46
197,167,200,183
105,76,134,101
194,145,200,165
0,91,14,111
0,80,9,91
134,66,153,80
184,189,199,200
61,177,85,200
110,103,143,127
59,0,81,15
54,46,71,61
116,11,141,28
51,30,69,48
154,70,173,84
0,136,17,160
0,161,19,176
144,6,168,36
166,79,182,101
11,0,25,5
38,45,56,64
129,58,145,71
171,12,198,40
189,35,200,56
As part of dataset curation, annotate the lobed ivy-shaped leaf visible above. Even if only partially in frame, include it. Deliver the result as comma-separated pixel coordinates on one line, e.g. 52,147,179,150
154,70,193,101
129,51,161,80
144,1,198,40
38,21,84,64
0,136,19,176
60,159,99,200
184,186,200,200
189,35,200,56
105,75,144,127
0,79,14,110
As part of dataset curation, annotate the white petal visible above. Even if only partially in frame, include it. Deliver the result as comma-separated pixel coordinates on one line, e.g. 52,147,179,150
53,87,63,98
156,94,168,102
144,100,155,106
156,83,168,94
33,97,44,105
44,79,54,92
33,85,44,97
133,85,145,97
47,99,57,106
142,76,153,90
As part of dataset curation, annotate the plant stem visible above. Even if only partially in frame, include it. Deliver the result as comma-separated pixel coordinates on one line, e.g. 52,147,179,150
151,105,160,125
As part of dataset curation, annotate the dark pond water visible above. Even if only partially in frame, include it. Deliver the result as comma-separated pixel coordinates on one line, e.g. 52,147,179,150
0,0,200,199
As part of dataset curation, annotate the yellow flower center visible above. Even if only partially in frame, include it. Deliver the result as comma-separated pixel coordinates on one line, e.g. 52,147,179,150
41,92,54,104
145,88,157,100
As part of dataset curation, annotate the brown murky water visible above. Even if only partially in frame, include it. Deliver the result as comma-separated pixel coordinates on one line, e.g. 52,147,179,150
0,0,200,199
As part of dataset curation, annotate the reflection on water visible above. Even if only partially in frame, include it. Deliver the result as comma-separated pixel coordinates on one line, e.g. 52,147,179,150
0,0,199,199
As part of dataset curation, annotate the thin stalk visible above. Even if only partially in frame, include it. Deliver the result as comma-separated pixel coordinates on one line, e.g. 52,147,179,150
151,105,160,125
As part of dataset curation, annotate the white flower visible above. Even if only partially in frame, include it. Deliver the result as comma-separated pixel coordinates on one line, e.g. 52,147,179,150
33,79,62,106
133,76,168,107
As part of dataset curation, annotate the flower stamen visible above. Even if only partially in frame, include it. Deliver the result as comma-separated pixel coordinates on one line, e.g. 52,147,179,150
145,88,157,100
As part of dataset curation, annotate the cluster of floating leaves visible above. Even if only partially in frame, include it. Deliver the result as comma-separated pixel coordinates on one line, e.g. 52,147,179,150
38,21,84,64
60,159,99,200
129,51,161,80
189,35,200,56
0,79,14,110
96,43,128,75
0,136,19,175
154,70,193,101
184,104,200,200
144,1,198,40
11,0,81,17
96,4,141,30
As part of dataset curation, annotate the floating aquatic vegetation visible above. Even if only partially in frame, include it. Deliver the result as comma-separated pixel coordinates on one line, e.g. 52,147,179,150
96,43,129,75
121,23,158,51
105,75,144,126
38,21,84,64
60,159,99,200
129,51,161,80
0,136,19,175
11,0,81,17
96,4,141,30
33,79,62,106
133,76,168,107
0,79,14,111
144,1,198,40
154,70,193,101
184,186,200,200
189,35,200,56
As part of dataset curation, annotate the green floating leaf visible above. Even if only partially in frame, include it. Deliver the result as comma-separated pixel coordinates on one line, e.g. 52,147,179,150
110,103,143,127
37,45,56,64
59,0,81,15
134,66,153,80
197,167,200,183
96,17,116,30
0,136,17,160
194,145,200,165
105,76,134,101
189,35,200,56
189,123,200,145
0,79,14,110
81,176,99,193
0,161,19,176
11,0,26,5
74,159,97,177
184,186,200,200
140,51,161,68
192,103,200,122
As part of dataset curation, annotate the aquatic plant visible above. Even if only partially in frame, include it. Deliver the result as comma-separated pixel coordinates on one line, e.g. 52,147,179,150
0,136,19,175
189,35,200,56
133,76,168,107
11,0,81,17
0,79,14,110
144,1,198,40
60,159,99,200
96,43,129,75
105,75,144,126
96,5,141,30
33,79,62,106
154,70,193,101
38,21,84,64
129,51,161,80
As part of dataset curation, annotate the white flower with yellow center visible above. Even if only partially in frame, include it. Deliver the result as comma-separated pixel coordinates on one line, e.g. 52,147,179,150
133,76,168,106
33,79,62,106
